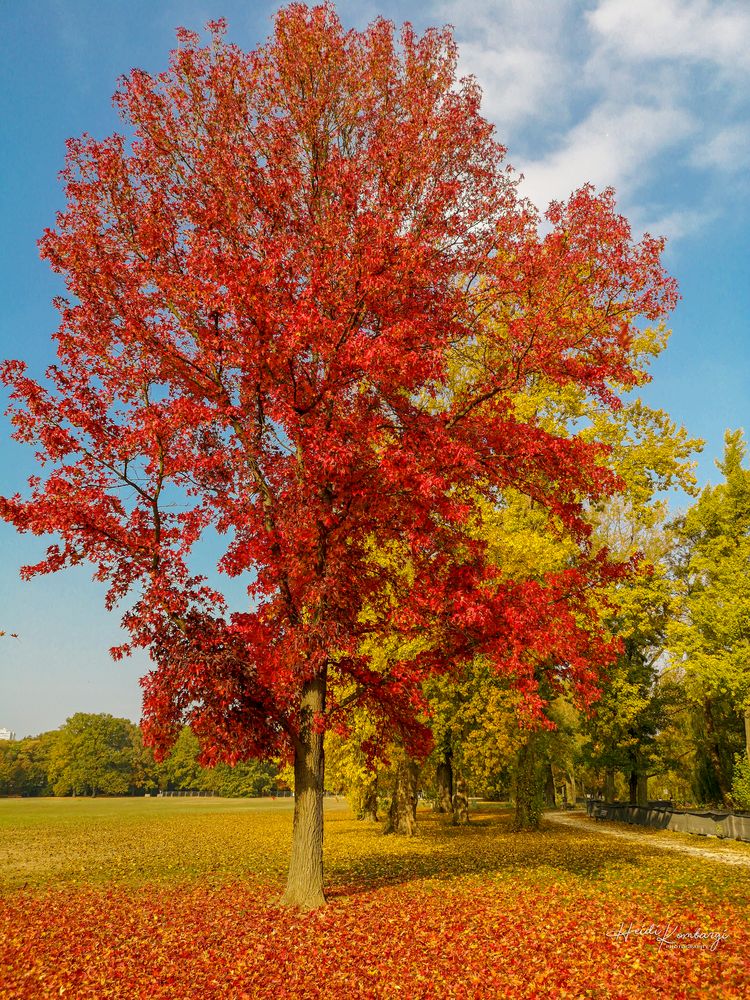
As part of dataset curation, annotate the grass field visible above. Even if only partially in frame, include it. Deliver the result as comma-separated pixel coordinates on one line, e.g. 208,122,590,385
1,797,749,998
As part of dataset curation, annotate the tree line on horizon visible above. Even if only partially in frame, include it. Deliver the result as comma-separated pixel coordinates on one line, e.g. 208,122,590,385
0,716,278,799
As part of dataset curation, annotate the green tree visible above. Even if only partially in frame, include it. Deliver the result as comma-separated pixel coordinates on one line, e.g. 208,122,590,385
581,540,683,804
156,726,204,792
129,726,160,794
472,326,700,825
48,714,138,797
575,382,701,806
200,759,278,797
1,737,49,796
324,714,387,823
668,431,750,806
424,662,519,811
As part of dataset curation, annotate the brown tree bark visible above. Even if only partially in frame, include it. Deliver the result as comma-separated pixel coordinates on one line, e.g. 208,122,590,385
703,698,733,808
434,751,453,814
384,757,419,835
628,768,638,805
628,752,648,807
452,773,469,825
281,673,327,909
512,738,543,832
636,772,648,807
360,777,379,822
744,705,750,763
543,762,556,808
605,767,615,803
567,770,577,808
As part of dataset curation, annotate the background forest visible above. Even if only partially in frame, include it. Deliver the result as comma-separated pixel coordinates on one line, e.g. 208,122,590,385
4,411,750,828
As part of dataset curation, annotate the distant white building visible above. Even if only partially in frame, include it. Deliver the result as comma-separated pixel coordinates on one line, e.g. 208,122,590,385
0,728,16,741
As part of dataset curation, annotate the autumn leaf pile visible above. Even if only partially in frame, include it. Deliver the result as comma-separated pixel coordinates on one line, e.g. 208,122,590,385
1,800,748,998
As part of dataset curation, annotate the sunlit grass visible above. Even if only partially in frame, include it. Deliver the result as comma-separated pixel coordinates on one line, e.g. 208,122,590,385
2,798,749,904
0,796,297,889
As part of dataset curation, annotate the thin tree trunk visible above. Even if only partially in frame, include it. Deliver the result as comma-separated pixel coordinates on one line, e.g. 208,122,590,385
744,705,750,763
543,762,556,808
513,737,542,832
282,672,327,909
628,768,638,806
452,772,469,825
636,772,648,807
605,768,615,803
568,770,577,808
704,698,732,807
434,750,453,814
384,757,419,835
361,776,379,822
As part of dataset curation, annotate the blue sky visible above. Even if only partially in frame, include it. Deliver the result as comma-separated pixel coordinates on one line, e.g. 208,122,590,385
1,0,748,738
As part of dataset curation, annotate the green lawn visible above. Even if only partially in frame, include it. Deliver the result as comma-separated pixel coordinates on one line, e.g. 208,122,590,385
0,795,299,889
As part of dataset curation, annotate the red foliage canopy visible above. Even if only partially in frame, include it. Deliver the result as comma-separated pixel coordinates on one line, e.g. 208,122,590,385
1,4,677,765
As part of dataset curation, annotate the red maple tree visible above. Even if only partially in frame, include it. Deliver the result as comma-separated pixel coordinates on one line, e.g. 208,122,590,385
0,4,676,907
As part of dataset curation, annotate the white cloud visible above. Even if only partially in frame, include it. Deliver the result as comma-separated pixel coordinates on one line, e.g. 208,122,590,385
588,0,750,73
519,103,696,210
456,43,564,129
636,206,717,242
695,124,750,171
420,0,750,241
433,0,578,134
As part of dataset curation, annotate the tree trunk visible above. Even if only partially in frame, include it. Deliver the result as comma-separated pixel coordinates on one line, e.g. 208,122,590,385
605,768,615,803
281,673,327,909
360,777,379,822
513,738,542,832
568,770,577,808
744,705,750,763
452,773,469,825
434,751,453,814
543,762,556,808
636,772,648,807
628,768,638,806
384,757,419,836
704,698,732,807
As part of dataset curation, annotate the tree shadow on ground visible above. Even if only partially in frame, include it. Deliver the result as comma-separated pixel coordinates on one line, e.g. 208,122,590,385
322,808,659,899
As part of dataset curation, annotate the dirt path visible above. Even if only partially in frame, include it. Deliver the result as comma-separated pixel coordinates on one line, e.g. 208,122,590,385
545,811,750,868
